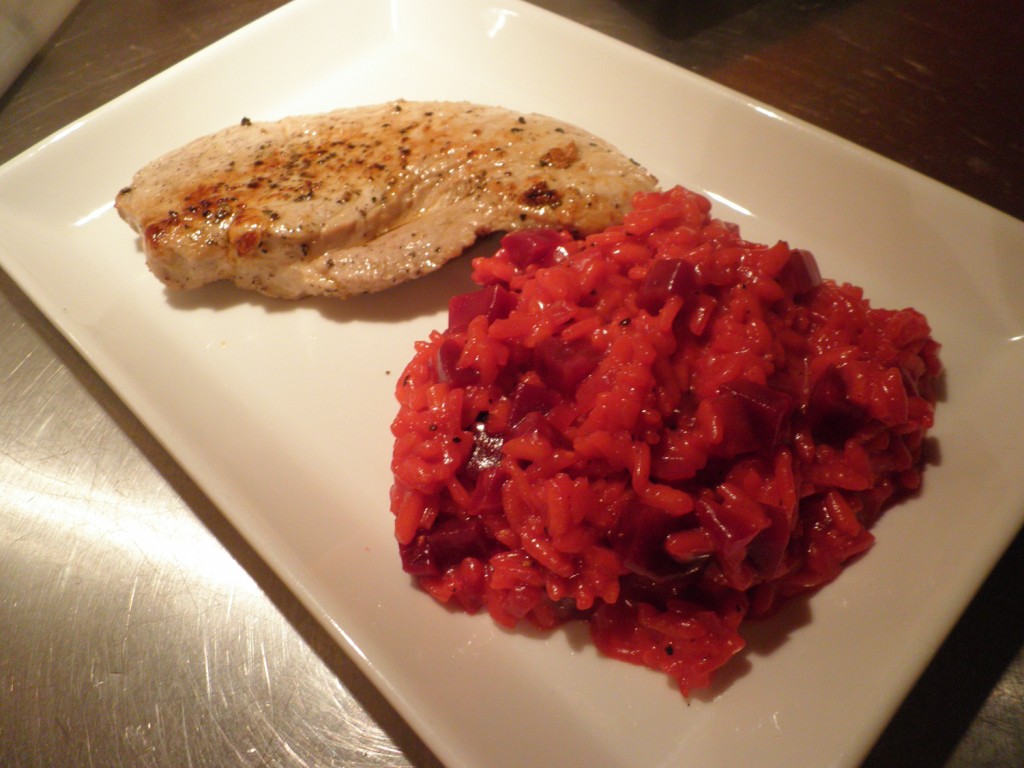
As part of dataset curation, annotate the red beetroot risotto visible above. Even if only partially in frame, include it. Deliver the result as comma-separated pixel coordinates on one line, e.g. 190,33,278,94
389,185,941,694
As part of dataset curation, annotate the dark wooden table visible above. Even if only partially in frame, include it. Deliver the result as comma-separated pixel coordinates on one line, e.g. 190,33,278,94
1,1,1021,766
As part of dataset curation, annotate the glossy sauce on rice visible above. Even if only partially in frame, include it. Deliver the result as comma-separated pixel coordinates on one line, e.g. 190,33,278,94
389,185,941,694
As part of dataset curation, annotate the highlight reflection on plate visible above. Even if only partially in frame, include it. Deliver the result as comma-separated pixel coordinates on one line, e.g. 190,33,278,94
0,1,1021,767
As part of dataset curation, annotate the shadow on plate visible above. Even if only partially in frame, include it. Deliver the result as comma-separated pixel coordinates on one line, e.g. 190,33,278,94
685,594,813,702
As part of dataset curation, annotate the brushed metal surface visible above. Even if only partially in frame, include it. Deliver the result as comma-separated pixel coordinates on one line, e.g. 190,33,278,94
1,1,1021,767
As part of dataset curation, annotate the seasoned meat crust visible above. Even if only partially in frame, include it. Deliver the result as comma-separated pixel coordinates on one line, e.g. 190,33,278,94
115,100,658,299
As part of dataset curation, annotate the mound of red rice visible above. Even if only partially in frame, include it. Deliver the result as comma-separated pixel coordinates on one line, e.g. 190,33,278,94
389,185,941,694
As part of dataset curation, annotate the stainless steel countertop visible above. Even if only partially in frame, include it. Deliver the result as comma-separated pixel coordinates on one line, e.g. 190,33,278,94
1,1,1021,766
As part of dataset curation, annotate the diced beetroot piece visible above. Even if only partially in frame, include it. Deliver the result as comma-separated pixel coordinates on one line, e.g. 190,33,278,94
436,337,460,383
508,380,560,425
534,336,602,396
712,380,794,457
436,337,479,388
448,284,517,333
723,380,794,448
745,504,792,579
499,228,567,269
637,259,697,313
466,466,507,516
399,535,439,577
804,365,869,444
708,394,757,457
399,516,495,577
430,517,494,564
693,495,765,560
613,571,705,617
776,248,822,297
616,507,684,581
508,409,570,449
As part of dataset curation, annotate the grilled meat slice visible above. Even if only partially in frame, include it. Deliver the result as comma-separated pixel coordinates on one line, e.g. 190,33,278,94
115,100,658,299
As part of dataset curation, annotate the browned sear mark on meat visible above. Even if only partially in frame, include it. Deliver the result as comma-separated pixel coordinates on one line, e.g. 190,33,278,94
539,141,579,169
520,180,562,208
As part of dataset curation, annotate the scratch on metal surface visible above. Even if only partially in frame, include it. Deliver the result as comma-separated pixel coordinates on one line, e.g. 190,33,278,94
279,735,312,768
202,635,213,699
260,639,274,698
180,700,195,768
1,351,33,385
84,726,95,768
904,57,933,76
224,586,235,623
54,716,72,744
124,575,139,629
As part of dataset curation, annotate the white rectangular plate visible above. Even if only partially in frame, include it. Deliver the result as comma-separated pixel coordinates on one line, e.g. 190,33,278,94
1,1,1022,766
